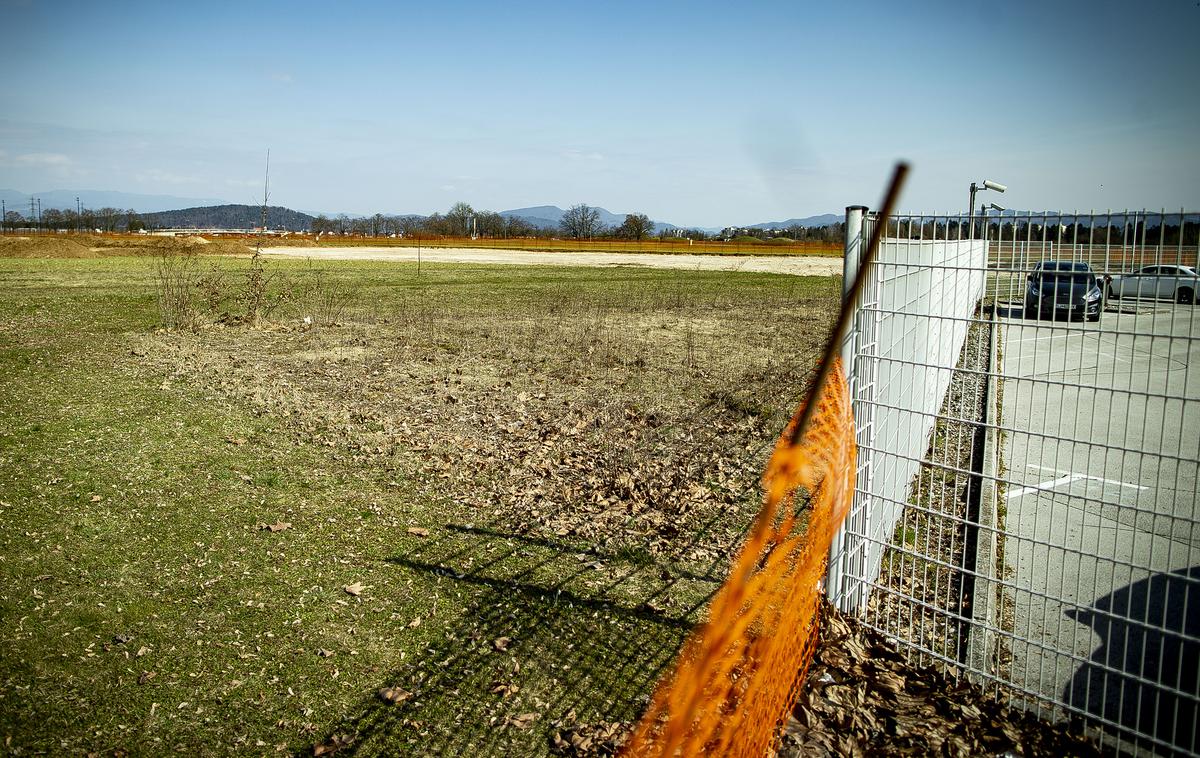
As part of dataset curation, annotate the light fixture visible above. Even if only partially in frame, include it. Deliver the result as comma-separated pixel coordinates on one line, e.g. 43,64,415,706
968,179,1009,238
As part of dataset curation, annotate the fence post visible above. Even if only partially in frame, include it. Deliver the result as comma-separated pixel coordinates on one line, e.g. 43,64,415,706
827,205,867,611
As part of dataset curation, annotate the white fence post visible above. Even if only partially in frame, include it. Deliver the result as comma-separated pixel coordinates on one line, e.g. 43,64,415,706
827,205,867,611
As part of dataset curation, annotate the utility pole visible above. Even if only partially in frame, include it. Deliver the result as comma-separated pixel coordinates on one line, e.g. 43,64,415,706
2,200,5,234
37,199,41,232
31,199,36,234
77,196,81,233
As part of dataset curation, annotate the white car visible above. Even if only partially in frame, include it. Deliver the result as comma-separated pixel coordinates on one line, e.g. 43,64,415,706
1106,264,1199,305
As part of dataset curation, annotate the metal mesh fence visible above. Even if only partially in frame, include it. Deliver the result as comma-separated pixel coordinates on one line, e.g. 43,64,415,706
829,208,1200,755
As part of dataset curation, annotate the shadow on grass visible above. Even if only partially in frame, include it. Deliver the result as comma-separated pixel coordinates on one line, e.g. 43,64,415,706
323,522,721,756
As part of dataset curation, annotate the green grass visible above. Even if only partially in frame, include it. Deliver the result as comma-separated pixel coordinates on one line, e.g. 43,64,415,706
0,255,838,755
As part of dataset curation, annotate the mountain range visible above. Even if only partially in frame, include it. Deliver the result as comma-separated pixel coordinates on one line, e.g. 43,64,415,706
1,189,845,233
739,213,842,230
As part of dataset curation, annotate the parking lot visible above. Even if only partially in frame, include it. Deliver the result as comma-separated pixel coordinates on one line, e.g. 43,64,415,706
995,301,1200,728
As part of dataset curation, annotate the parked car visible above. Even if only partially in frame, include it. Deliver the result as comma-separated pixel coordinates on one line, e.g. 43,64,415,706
1105,264,1199,305
1024,261,1103,321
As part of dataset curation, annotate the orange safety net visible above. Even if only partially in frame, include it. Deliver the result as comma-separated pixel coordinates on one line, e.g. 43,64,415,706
622,358,857,757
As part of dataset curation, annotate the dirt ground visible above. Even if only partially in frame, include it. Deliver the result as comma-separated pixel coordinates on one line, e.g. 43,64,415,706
0,233,253,258
261,245,844,277
144,268,841,568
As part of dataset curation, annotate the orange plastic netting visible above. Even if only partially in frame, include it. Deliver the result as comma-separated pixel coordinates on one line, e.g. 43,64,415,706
622,358,856,757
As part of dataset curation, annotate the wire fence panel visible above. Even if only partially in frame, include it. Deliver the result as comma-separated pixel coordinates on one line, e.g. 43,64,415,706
829,208,1200,756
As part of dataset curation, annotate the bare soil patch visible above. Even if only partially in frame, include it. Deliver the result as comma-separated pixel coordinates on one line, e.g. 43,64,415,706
0,233,252,258
262,245,844,277
143,272,840,568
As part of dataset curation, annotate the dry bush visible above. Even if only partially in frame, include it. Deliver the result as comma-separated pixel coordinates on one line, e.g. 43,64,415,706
155,249,203,330
297,266,356,326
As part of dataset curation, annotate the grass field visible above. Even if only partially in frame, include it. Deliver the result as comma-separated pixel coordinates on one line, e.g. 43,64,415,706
0,253,839,755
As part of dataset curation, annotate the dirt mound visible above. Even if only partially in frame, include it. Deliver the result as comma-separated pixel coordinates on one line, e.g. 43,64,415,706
0,234,252,258
0,235,97,258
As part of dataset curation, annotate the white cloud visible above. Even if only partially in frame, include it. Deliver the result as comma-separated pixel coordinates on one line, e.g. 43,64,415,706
135,168,200,185
2,151,83,179
14,152,72,167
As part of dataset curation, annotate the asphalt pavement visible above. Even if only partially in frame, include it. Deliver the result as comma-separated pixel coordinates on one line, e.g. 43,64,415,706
994,300,1200,738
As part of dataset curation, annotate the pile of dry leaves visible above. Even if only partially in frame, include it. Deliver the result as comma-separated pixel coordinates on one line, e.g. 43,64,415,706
781,605,1101,757
536,603,1100,758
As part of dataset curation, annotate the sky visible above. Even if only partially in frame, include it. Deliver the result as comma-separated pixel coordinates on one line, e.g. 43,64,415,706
1,0,1198,227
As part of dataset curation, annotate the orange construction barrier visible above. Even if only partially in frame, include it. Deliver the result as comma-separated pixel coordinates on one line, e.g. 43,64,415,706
623,358,856,757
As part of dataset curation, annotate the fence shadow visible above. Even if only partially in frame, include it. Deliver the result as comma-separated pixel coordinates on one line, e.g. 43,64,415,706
320,522,719,756
1063,566,1200,754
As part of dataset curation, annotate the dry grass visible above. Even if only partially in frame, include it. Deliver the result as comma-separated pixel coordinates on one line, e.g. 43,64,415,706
0,255,839,756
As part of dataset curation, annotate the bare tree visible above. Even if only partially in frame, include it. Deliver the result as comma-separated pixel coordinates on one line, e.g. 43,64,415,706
504,215,534,238
445,202,474,236
398,216,423,237
474,211,504,237
560,203,604,239
311,214,334,234
617,212,654,240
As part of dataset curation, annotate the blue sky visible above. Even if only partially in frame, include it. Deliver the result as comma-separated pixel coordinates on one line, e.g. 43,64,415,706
1,0,1197,225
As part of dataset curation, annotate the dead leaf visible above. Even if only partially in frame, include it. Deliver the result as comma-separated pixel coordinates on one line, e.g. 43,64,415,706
138,671,156,685
136,646,150,657
343,582,364,597
505,712,539,730
316,648,334,658
493,636,511,652
406,527,430,538
225,436,248,446
112,633,133,645
376,686,412,704
490,681,520,698
407,617,422,629
312,732,353,756
262,521,291,533
90,494,102,503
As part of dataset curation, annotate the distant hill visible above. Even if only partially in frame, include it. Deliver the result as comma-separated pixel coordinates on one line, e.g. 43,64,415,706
0,189,232,214
499,205,681,234
140,204,315,231
742,213,841,230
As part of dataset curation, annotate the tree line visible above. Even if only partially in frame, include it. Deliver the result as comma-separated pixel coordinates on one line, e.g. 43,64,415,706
2,206,143,233
309,202,704,241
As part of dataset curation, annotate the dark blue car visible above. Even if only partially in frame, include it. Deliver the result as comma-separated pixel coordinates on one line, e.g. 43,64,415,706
1024,260,1103,321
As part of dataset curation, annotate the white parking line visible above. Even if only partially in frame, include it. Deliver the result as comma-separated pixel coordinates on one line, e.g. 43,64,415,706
1006,474,1085,500
1006,464,1150,500
1010,333,1079,344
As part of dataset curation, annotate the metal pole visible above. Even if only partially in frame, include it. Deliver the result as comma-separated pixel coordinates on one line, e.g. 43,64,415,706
827,204,868,609
968,182,978,239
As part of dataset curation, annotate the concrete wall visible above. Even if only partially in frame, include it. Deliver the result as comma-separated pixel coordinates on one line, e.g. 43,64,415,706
831,233,987,611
